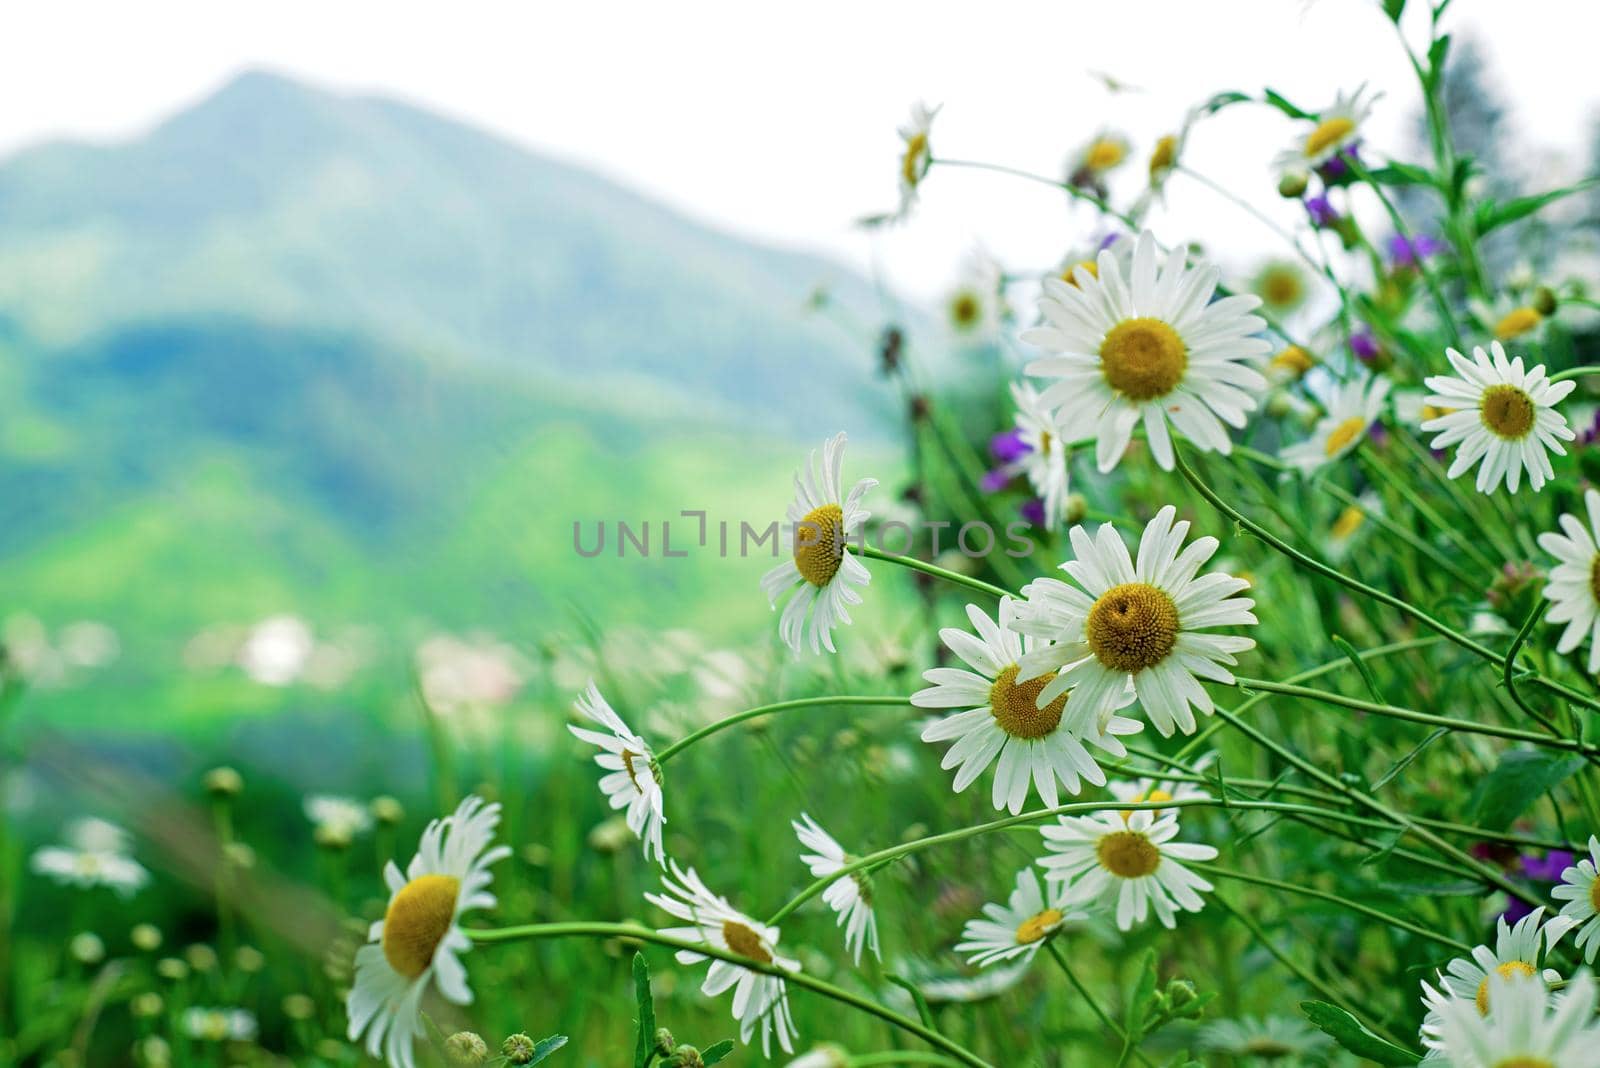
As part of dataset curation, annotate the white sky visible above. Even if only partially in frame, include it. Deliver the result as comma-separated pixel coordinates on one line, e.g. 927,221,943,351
3,1,1597,299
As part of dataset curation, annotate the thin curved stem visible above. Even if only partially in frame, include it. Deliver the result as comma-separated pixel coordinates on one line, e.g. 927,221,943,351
654,696,911,764
1197,865,1468,951
466,922,990,1068
860,545,1011,600
1347,156,1461,348
1551,365,1600,384
1044,941,1154,1068
1173,447,1600,713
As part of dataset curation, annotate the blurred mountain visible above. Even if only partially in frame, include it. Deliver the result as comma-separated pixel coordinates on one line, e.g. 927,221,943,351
0,71,907,697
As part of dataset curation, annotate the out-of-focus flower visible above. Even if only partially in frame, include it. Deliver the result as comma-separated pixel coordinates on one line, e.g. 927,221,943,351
1349,327,1381,365
237,615,315,686
1252,261,1307,315
896,101,939,217
417,632,527,715
946,246,1004,338
1199,1015,1329,1060
1281,376,1390,471
306,795,375,842
1387,232,1446,269
31,818,149,897
182,1007,258,1042
1304,194,1340,228
1275,88,1374,177
1503,848,1577,924
1266,345,1316,385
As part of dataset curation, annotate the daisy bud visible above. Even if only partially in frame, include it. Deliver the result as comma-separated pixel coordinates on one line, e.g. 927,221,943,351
130,923,162,952
233,946,265,973
314,822,352,851
130,993,164,1019
653,1028,677,1056
502,1034,537,1064
184,944,218,973
1278,170,1309,198
70,932,105,965
202,766,242,798
155,957,189,981
665,1045,704,1068
1534,285,1559,317
370,795,404,825
137,1036,172,1067
282,994,315,1021
444,1031,489,1066
1064,494,1089,524
1265,391,1296,420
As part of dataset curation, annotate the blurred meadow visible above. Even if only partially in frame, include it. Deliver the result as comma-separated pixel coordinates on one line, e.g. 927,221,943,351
8,3,1600,1068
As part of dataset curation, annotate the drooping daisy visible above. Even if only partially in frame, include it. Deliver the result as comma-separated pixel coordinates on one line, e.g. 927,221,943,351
1554,837,1600,961
1022,231,1270,473
1422,342,1575,494
761,433,877,655
955,868,1084,969
914,598,1144,815
1281,375,1391,471
990,382,1073,531
1013,506,1257,737
1419,908,1567,1051
30,817,150,898
1273,88,1374,175
646,861,800,1055
1198,1015,1329,1061
305,795,374,842
1435,970,1600,1068
568,682,666,865
1538,493,1600,674
1039,807,1217,930
897,102,939,217
792,813,879,964
347,796,510,1068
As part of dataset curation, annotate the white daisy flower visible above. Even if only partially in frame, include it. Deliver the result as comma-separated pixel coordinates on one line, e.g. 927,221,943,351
1538,493,1600,674
1199,1015,1328,1061
1000,382,1073,532
1013,506,1257,738
1422,342,1576,494
1038,808,1218,930
182,1007,258,1042
1106,754,1215,821
305,795,374,839
1435,969,1600,1068
1419,907,1569,1054
1272,87,1375,173
1554,837,1600,962
761,433,877,655
30,817,149,897
955,868,1084,969
792,813,878,964
946,246,1005,338
1280,375,1391,471
568,682,666,865
914,598,1144,815
1021,230,1270,473
897,101,939,217
647,861,800,1056
891,956,1032,1003
346,795,510,1068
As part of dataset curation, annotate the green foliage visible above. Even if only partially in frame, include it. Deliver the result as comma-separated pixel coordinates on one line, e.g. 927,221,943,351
1470,750,1586,830
1299,1001,1421,1065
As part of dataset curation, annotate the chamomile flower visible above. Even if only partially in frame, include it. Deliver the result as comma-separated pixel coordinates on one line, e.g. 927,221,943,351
346,796,510,1068
1264,345,1317,386
1422,343,1575,494
792,813,879,964
946,246,1005,338
30,818,149,897
1273,88,1374,174
995,382,1072,531
1022,231,1270,473
1538,493,1600,674
568,682,666,865
1473,296,1551,344
914,598,1144,815
1038,808,1218,930
1106,755,1214,820
1013,506,1257,738
182,1007,258,1043
1553,837,1600,962
647,861,800,1055
897,102,939,217
1199,1015,1328,1061
955,868,1084,968
1420,907,1567,1051
761,433,877,655
1281,375,1391,471
305,795,374,840
1252,261,1308,316
1435,970,1600,1068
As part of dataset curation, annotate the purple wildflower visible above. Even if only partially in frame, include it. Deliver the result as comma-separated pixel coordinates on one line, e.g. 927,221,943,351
980,467,1012,494
989,429,1030,463
1349,328,1380,365
1304,195,1340,229
1019,498,1047,528
1387,233,1446,269
1501,849,1576,924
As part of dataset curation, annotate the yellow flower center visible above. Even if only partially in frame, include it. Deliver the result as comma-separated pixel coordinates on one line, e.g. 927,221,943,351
1479,384,1536,440
1039,430,1053,456
1259,267,1304,310
721,920,772,964
1494,306,1543,340
902,133,928,186
1086,139,1126,171
1324,416,1368,457
950,291,982,329
381,874,460,978
1099,318,1188,402
1014,908,1064,944
1304,116,1355,157
988,664,1067,740
1149,135,1177,178
1588,870,1600,914
1120,788,1173,822
1475,960,1537,1015
1087,582,1180,673
1491,1060,1554,1068
1330,505,1365,541
1061,260,1099,288
1241,1038,1294,1058
794,503,845,588
1270,345,1315,379
1096,830,1162,878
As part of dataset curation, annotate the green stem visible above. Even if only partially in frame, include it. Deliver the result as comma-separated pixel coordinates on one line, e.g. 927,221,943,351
1358,445,1501,575
860,545,1011,600
467,923,989,1067
1348,156,1461,347
1551,366,1600,384
1044,941,1153,1068
654,696,910,764
1174,447,1600,713
1197,865,1468,951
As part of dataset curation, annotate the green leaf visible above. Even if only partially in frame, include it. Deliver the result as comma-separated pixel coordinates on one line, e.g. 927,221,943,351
1366,162,1435,188
1373,727,1449,790
1262,88,1312,120
1300,1001,1421,1065
885,973,936,1029
632,954,656,1068
1470,750,1586,830
701,1040,736,1066
526,1035,570,1066
1331,635,1384,704
1125,950,1160,1036
1427,34,1452,86
1382,0,1406,21
1475,179,1600,235
1201,91,1252,115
